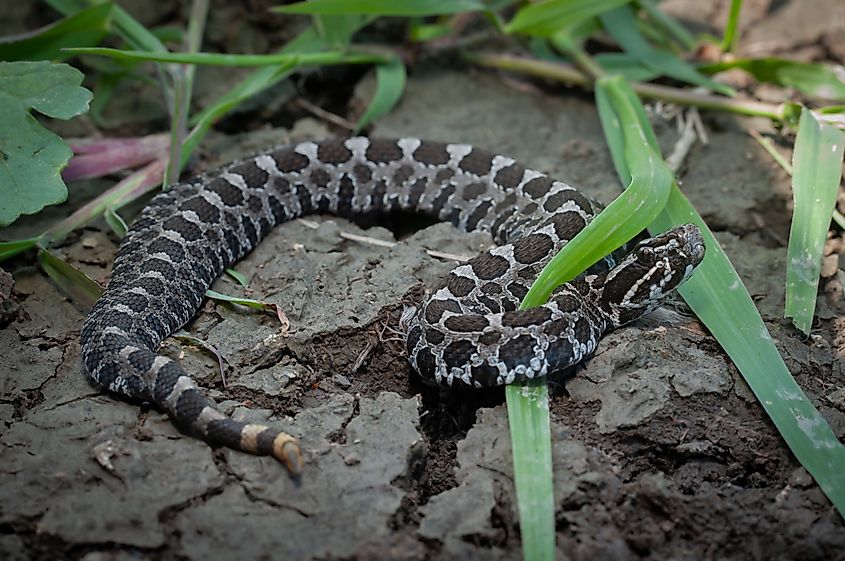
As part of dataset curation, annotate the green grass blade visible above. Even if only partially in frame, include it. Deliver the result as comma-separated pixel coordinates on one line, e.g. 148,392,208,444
785,108,845,333
600,5,734,96
63,47,387,67
596,81,845,519
0,3,112,62
38,248,102,309
507,74,674,561
505,380,554,561
0,238,42,262
523,76,670,305
273,0,485,16
505,0,631,37
353,55,406,133
699,58,845,102
103,207,128,239
637,0,696,50
721,0,743,53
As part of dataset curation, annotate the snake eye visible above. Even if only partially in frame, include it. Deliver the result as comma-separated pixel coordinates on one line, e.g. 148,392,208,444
636,246,655,261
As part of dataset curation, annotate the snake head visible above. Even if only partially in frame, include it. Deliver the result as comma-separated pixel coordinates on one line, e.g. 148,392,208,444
599,223,705,326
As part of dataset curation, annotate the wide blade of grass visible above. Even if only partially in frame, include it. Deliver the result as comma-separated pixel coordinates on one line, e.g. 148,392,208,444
784,108,845,334
273,0,486,16
637,0,696,51
505,0,631,37
508,74,674,561
523,76,671,305
0,2,112,62
600,5,734,96
721,0,744,53
354,55,406,133
504,379,554,561
597,81,845,519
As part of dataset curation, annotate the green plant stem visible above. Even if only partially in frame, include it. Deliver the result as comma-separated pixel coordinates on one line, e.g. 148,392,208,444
64,47,388,67
465,52,784,120
163,0,209,188
722,0,743,53
552,36,606,79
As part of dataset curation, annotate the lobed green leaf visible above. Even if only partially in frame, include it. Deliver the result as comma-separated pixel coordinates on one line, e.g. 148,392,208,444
0,61,92,227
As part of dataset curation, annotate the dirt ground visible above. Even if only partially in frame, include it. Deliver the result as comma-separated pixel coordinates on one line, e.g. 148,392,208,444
2,1,845,560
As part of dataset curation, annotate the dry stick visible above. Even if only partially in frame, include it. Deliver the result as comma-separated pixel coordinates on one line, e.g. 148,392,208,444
666,108,701,174
297,219,475,261
296,98,357,131
465,53,785,121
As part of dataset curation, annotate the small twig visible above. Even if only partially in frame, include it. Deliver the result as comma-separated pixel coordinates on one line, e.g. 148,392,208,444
297,219,475,261
295,98,356,131
666,109,702,174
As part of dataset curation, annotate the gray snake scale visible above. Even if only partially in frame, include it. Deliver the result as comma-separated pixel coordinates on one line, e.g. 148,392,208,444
81,137,705,472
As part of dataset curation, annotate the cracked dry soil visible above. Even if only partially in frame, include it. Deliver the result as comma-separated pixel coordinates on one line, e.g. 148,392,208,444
3,1,845,560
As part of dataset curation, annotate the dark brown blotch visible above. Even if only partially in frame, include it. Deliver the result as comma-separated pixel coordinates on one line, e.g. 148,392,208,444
442,339,477,369
310,168,331,189
546,211,586,241
469,254,511,281
231,160,269,186
501,307,553,328
317,140,352,164
271,148,310,172
462,182,487,201
522,176,553,199
445,273,476,297
444,314,489,332
207,177,244,207
458,148,494,176
413,141,450,165
393,164,414,186
179,196,220,223
494,163,525,190
424,297,463,324
366,139,403,163
511,233,554,265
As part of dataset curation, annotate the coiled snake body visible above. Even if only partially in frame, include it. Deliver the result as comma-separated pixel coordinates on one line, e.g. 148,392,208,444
81,137,705,473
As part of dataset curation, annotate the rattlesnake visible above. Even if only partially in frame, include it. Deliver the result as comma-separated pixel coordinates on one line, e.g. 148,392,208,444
80,137,705,473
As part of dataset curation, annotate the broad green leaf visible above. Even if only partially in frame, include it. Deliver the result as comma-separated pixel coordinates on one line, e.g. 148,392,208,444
506,0,631,37
0,61,92,227
637,0,696,50
0,237,42,262
785,108,845,333
597,79,845,519
274,0,485,16
0,3,112,62
38,248,102,310
700,58,845,102
600,5,734,96
354,56,406,133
